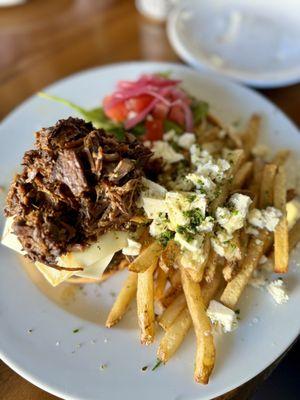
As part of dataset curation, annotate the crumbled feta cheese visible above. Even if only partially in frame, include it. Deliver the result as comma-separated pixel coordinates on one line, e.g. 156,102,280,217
190,145,230,183
267,279,289,304
248,207,282,232
177,133,196,149
216,193,252,234
211,229,241,261
168,175,194,191
165,192,206,230
210,229,239,260
151,141,184,164
174,232,204,253
149,213,169,238
207,300,238,332
186,173,216,197
180,247,206,272
163,130,176,142
122,238,142,256
197,216,214,232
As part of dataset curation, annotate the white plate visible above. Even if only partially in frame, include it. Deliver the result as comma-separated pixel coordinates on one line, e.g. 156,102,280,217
167,0,300,88
0,62,300,400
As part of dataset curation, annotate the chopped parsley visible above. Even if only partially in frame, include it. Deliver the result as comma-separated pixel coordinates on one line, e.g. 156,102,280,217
73,328,80,333
152,359,163,371
187,194,197,203
158,230,175,247
176,225,194,242
183,208,204,231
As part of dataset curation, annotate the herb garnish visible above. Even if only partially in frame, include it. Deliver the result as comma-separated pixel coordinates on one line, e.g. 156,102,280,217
158,230,175,247
152,359,163,371
73,328,80,333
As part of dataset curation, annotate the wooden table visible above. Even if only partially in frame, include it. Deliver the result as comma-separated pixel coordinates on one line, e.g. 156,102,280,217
0,1,299,399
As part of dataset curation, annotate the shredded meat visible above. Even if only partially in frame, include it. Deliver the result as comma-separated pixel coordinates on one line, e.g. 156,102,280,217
5,117,159,266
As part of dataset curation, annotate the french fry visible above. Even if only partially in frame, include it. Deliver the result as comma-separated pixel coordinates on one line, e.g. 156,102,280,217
274,166,289,273
227,128,243,149
242,114,261,158
128,240,162,273
155,267,168,300
186,237,210,283
288,219,300,250
157,308,192,363
201,265,223,307
129,215,149,224
259,164,277,208
137,262,157,345
202,140,224,154
222,261,237,282
204,250,219,283
220,231,269,308
249,158,265,207
272,150,290,167
169,269,181,288
211,149,245,211
181,268,215,384
158,293,186,331
159,240,180,273
232,161,253,190
157,268,222,364
160,285,182,308
106,272,137,328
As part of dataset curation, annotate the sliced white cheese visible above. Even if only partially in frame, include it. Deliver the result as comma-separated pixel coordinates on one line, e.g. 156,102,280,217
35,261,74,287
74,254,114,279
58,231,128,269
2,217,129,285
1,216,25,255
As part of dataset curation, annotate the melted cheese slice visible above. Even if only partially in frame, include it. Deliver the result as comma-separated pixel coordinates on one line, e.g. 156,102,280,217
1,217,129,286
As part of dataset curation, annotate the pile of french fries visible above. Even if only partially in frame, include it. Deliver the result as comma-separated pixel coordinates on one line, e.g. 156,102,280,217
105,114,300,384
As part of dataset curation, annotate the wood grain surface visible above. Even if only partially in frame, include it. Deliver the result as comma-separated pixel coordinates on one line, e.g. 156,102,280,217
0,1,299,399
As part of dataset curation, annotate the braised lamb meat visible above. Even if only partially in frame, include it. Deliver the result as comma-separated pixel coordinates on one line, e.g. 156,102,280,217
5,117,156,266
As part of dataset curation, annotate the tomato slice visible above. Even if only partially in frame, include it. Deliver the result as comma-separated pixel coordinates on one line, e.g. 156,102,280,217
126,94,153,113
103,95,128,122
168,105,185,127
144,119,164,141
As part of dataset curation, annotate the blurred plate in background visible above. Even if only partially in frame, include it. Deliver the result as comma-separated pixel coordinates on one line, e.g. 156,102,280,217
167,0,300,88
